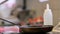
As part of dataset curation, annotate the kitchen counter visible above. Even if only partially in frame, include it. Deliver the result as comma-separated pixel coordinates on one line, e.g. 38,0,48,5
3,31,53,34
48,32,60,34
20,32,60,34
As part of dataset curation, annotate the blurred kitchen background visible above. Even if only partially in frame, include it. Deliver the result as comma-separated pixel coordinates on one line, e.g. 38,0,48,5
26,0,60,26
19,0,60,26
0,0,60,26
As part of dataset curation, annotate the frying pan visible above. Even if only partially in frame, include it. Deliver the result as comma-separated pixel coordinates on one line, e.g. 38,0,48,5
20,25,53,33
0,18,53,33
19,0,53,33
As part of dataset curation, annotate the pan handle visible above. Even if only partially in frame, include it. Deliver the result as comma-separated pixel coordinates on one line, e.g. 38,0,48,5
0,18,19,25
0,0,8,5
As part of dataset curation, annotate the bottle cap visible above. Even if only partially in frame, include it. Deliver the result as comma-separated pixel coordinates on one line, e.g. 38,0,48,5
46,4,50,10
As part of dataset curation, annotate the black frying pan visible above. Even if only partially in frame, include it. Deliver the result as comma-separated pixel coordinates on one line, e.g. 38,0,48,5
20,25,53,33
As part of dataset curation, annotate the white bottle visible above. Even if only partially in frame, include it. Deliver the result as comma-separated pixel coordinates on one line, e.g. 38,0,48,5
43,4,53,25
